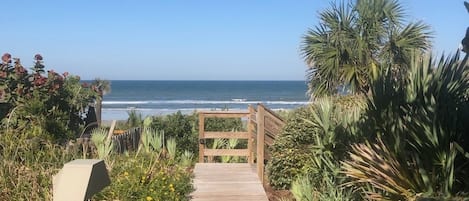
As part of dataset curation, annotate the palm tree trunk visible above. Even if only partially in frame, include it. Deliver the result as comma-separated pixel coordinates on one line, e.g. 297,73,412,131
95,97,102,126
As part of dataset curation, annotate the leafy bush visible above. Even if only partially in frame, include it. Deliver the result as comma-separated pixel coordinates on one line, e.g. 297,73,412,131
267,106,316,189
1,127,194,200
290,175,355,201
0,53,96,141
203,116,244,132
146,111,198,155
127,109,144,128
343,52,469,199
267,95,365,189
143,111,245,158
95,126,194,200
94,153,193,201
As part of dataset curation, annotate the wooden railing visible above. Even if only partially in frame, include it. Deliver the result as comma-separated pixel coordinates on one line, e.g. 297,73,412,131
198,104,285,181
198,110,254,163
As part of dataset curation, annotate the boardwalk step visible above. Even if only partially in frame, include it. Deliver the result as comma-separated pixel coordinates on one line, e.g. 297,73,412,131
191,163,268,201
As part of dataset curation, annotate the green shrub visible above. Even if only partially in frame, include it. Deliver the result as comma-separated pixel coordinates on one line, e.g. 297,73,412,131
143,111,245,158
96,128,193,200
267,106,317,189
127,109,143,128
146,112,198,155
291,175,356,201
267,95,365,189
344,52,469,199
94,153,193,201
0,54,96,142
1,114,194,201
203,116,244,132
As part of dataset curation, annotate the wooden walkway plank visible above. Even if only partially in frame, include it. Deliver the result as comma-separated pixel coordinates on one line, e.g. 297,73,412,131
191,163,268,201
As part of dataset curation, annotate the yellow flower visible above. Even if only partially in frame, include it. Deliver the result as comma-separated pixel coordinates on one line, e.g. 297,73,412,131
146,196,153,201
123,171,129,176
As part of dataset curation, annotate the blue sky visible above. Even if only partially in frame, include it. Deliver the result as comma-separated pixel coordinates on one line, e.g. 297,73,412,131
2,1,467,80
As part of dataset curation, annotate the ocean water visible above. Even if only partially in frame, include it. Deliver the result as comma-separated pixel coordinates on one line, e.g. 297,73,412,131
102,80,310,120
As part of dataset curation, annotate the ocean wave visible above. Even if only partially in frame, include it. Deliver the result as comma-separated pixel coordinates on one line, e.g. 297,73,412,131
103,100,311,105
102,107,296,120
102,108,235,112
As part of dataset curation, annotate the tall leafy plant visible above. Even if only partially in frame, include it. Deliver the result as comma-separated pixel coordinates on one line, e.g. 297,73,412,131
344,52,469,199
138,128,163,155
91,128,114,160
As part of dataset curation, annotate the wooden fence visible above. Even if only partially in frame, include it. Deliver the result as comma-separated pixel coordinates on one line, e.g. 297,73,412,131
111,127,141,153
198,104,285,181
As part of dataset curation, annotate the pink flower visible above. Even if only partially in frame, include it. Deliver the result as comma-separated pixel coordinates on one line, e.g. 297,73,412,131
2,53,11,63
34,54,43,61
33,74,47,86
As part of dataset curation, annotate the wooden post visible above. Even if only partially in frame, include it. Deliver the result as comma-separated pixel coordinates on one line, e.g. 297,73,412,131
247,105,254,164
256,104,265,182
198,113,205,163
106,120,117,142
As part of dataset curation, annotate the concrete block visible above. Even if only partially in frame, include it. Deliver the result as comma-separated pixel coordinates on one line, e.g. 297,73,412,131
53,159,110,201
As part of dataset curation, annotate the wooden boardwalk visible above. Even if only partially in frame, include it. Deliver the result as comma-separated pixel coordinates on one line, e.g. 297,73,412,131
190,163,269,201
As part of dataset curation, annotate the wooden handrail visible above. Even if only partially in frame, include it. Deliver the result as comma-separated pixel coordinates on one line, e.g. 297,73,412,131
198,111,253,163
198,104,285,182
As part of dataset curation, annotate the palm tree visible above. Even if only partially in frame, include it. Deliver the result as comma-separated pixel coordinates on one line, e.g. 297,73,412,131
91,78,111,125
301,0,432,99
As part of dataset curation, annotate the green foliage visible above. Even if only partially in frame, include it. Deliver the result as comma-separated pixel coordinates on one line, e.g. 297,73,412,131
204,116,244,132
138,128,163,154
0,54,96,141
180,150,195,167
90,128,114,160
96,129,193,200
291,176,315,201
301,0,431,98
267,95,365,189
267,106,317,189
95,152,193,201
127,109,143,128
344,52,469,199
291,175,356,201
166,138,177,161
143,111,244,158
0,131,80,200
146,112,198,155
0,127,193,200
208,137,242,163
